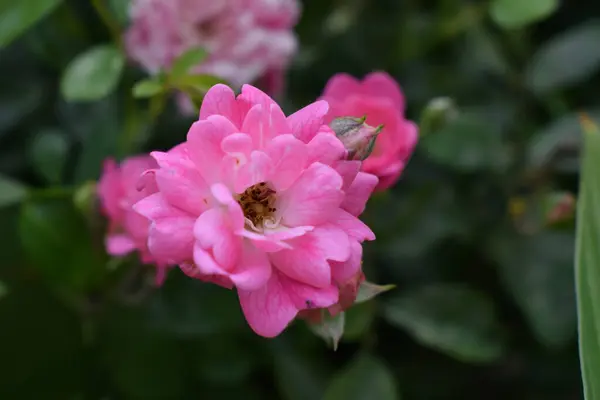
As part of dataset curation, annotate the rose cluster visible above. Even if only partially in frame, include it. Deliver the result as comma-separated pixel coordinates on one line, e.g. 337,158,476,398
97,73,417,337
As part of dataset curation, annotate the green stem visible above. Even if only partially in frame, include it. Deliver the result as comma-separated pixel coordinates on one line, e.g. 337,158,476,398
90,0,123,51
29,186,74,199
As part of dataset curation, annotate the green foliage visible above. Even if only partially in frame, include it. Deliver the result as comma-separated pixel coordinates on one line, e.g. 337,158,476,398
60,44,125,101
29,129,69,184
490,0,559,29
0,0,64,48
169,47,208,78
0,174,27,207
575,116,600,399
383,284,506,363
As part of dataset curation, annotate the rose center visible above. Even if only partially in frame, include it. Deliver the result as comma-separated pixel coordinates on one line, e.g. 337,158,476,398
237,182,277,231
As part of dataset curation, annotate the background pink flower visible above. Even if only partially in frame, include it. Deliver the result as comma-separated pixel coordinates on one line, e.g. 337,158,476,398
97,155,169,285
125,0,299,93
320,72,419,190
134,84,378,337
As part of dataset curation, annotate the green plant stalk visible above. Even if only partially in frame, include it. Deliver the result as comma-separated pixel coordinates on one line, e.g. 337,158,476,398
90,0,123,51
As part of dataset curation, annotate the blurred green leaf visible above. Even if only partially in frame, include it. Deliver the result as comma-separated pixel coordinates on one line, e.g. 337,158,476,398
60,44,125,101
0,281,7,298
0,72,44,136
29,129,69,184
491,231,576,348
324,354,399,400
273,340,328,400
192,334,257,385
525,22,600,93
172,73,227,93
0,283,83,398
146,270,246,337
108,0,130,25
19,197,105,292
418,97,458,137
0,174,27,208
170,47,208,78
132,79,165,98
422,113,510,171
343,301,376,341
309,310,345,350
100,303,186,400
383,284,506,363
356,281,396,303
490,0,559,29
0,0,64,48
575,115,600,399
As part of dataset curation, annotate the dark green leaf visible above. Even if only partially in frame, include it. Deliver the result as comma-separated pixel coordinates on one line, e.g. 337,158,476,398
490,0,559,29
419,97,458,137
60,44,125,101
490,231,576,348
0,0,64,48
108,0,130,25
525,22,600,93
309,311,345,350
0,174,27,207
383,284,506,363
343,301,376,341
575,115,600,399
19,197,105,292
172,73,227,93
132,79,165,98
324,354,399,400
29,129,69,184
170,47,208,78
422,113,510,171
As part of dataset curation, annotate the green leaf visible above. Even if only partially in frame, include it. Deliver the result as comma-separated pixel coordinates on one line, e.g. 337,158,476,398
108,0,130,25
355,281,396,303
490,0,559,29
343,301,376,341
0,174,27,208
419,97,459,137
490,231,576,348
422,113,510,171
0,281,7,298
324,354,399,400
525,22,600,94
0,0,64,48
29,129,69,184
60,44,125,101
575,115,600,399
383,284,506,363
309,311,345,350
170,47,208,78
172,73,227,93
132,79,165,98
19,197,105,293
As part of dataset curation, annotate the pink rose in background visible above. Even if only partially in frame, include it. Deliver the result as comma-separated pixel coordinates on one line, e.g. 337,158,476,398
125,0,300,98
97,155,169,285
320,72,419,190
133,83,378,337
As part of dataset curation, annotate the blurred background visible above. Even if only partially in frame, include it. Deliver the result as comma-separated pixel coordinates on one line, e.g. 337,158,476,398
0,0,597,398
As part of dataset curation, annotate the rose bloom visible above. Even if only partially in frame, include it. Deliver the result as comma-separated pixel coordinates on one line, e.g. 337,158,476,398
98,155,170,285
125,0,299,93
133,84,378,337
320,72,418,190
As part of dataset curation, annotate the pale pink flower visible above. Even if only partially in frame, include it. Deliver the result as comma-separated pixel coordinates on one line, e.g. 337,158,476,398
320,72,419,190
133,84,378,337
125,0,299,93
97,155,169,285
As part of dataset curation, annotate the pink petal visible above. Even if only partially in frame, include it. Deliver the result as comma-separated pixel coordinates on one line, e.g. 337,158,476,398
278,162,344,227
321,73,362,101
306,131,346,165
287,100,329,143
332,209,375,241
280,273,339,310
341,172,379,216
193,243,272,291
241,104,290,150
238,272,299,338
147,217,195,264
331,240,362,284
265,134,308,191
133,193,189,220
187,115,238,183
363,72,405,110
238,84,278,111
193,208,242,269
334,160,361,190
153,162,211,215
233,151,274,193
221,132,253,156
179,262,234,289
106,233,136,256
269,225,350,288
199,84,244,127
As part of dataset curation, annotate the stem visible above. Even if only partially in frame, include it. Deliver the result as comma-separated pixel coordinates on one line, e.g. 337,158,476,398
90,0,123,51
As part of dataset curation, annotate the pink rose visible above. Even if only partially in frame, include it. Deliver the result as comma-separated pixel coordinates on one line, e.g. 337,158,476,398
133,84,378,337
320,72,418,190
125,0,299,93
97,155,169,285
